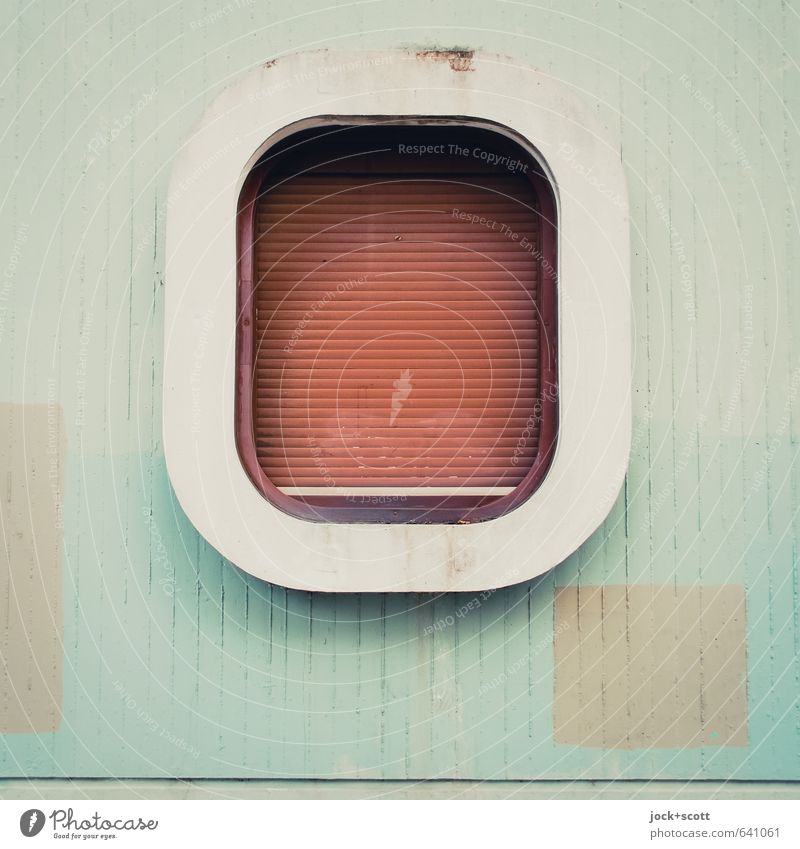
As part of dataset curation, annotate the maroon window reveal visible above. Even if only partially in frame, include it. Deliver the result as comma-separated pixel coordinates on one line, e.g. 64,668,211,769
236,121,557,523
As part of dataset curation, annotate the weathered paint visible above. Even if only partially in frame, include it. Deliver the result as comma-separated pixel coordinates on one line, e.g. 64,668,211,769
0,404,64,733
553,585,748,749
0,0,798,781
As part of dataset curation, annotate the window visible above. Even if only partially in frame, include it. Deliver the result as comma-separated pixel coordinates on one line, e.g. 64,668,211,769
164,49,630,591
235,123,557,523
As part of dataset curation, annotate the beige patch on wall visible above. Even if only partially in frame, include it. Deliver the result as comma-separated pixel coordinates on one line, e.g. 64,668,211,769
553,585,747,748
0,403,64,733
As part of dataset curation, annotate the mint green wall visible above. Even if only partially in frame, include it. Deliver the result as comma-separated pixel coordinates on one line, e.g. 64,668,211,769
1,0,798,780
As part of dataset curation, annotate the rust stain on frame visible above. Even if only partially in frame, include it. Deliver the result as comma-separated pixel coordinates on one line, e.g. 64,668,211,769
0,403,65,733
553,585,748,749
415,49,475,72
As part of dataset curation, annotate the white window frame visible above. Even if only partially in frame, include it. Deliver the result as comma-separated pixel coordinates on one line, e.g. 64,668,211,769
164,49,630,592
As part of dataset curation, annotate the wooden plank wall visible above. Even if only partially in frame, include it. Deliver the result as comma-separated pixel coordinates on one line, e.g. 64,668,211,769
0,0,797,780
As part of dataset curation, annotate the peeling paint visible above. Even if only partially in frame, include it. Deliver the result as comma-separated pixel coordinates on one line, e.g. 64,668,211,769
416,49,475,72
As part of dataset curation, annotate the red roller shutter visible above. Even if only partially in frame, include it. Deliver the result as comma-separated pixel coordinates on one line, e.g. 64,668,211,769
236,124,557,523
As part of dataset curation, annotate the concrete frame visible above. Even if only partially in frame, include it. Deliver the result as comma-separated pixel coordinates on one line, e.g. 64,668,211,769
164,49,630,592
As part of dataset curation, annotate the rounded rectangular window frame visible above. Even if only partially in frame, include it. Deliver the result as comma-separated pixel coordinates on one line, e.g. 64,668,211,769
164,48,631,592
234,117,559,524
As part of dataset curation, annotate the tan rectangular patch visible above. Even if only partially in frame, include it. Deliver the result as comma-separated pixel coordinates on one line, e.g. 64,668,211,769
553,585,747,748
0,402,64,732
